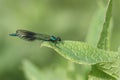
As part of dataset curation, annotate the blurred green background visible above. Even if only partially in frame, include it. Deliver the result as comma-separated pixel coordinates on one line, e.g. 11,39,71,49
0,0,120,80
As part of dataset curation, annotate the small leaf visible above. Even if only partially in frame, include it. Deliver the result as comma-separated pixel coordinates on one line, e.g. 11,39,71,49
89,61,120,80
97,0,112,50
88,64,116,80
41,41,119,65
96,61,120,79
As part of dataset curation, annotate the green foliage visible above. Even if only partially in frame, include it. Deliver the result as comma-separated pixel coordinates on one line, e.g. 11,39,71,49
88,0,120,80
97,0,112,50
21,0,120,80
88,63,116,80
86,2,106,47
41,41,119,65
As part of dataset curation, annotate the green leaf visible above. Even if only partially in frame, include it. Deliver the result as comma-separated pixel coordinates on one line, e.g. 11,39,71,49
89,61,120,80
88,0,120,79
41,41,119,65
86,4,106,47
96,61,120,79
88,64,116,80
97,0,112,50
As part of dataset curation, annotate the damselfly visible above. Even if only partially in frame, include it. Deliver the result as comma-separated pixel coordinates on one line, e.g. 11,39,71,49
9,29,61,43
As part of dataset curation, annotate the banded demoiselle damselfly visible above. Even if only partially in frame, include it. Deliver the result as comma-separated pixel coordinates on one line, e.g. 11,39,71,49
9,29,61,43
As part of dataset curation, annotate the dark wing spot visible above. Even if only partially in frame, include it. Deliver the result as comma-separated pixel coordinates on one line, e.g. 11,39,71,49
16,29,36,41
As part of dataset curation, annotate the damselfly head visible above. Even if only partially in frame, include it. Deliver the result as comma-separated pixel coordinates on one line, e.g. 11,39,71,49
50,36,61,43
56,37,61,41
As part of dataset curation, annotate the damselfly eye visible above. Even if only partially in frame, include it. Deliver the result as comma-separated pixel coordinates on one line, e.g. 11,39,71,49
57,37,61,41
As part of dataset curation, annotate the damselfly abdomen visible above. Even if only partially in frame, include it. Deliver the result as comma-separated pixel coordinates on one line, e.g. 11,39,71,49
9,29,61,43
